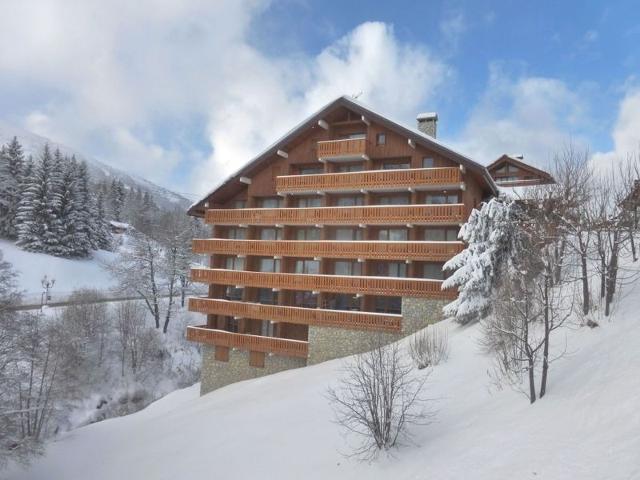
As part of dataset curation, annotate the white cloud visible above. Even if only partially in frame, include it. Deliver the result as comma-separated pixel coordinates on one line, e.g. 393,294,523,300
447,65,591,167
0,3,449,195
591,88,640,172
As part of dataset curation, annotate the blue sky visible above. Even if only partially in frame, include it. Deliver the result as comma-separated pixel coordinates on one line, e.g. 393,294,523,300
0,0,638,197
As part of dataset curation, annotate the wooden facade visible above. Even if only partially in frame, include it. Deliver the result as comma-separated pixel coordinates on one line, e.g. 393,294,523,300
186,96,501,366
487,154,555,187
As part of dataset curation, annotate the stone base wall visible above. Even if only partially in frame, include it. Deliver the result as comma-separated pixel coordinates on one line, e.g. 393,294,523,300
200,346,307,395
307,297,447,364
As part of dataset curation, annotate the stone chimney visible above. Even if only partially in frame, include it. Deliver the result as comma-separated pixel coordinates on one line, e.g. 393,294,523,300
417,112,438,138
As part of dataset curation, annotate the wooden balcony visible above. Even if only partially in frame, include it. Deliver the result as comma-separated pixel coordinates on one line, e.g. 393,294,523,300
276,167,462,194
186,326,308,358
317,138,369,161
193,238,464,261
189,297,402,332
191,268,457,299
204,204,465,226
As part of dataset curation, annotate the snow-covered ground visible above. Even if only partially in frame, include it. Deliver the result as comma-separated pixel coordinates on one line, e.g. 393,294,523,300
10,278,640,480
0,239,116,304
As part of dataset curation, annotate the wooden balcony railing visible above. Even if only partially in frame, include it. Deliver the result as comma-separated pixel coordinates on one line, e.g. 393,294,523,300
317,138,369,161
193,239,464,261
204,204,465,226
276,167,462,194
191,268,457,299
189,297,402,332
186,326,309,358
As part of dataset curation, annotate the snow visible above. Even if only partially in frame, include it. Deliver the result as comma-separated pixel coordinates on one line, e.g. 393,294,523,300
10,274,640,480
0,239,116,303
108,220,130,229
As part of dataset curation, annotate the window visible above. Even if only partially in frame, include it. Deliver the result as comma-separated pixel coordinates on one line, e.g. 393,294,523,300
496,165,507,174
378,228,408,241
374,261,407,278
257,197,282,208
335,195,364,207
334,261,362,276
425,193,458,204
260,320,275,337
226,317,240,333
375,296,401,314
294,259,319,274
334,228,363,240
298,165,323,175
328,294,360,311
233,200,247,209
225,256,245,271
376,133,386,145
257,288,277,305
258,228,282,240
295,227,321,240
424,262,445,280
382,162,410,170
336,163,364,173
347,132,366,139
296,196,322,208
293,290,317,308
227,227,246,239
422,157,434,168
259,258,280,273
377,194,410,205
225,286,243,301
424,227,459,241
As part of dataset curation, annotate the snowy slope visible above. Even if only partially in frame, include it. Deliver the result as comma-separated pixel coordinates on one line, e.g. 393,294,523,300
0,239,116,304
0,122,190,211
10,279,640,479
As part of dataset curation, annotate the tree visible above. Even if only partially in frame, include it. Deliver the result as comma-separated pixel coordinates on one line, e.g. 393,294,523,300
327,339,431,460
107,231,163,330
442,198,522,324
109,179,125,222
0,137,25,239
16,144,61,254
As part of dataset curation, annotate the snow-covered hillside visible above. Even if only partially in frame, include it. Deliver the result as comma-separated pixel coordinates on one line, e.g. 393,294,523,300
0,239,116,304
0,122,190,211
11,279,640,479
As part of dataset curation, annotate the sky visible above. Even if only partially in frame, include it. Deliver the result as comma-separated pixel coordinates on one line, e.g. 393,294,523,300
0,0,639,199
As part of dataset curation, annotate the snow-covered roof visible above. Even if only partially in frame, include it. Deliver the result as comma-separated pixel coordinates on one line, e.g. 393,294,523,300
416,112,438,120
109,221,130,229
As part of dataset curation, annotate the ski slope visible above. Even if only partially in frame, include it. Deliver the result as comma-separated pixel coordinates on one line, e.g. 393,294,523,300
10,277,640,480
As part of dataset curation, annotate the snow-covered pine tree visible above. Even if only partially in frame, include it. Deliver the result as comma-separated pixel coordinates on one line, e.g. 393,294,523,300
0,137,25,239
74,159,94,255
48,149,68,256
16,145,61,254
109,178,125,222
56,156,80,256
93,191,112,251
442,198,523,324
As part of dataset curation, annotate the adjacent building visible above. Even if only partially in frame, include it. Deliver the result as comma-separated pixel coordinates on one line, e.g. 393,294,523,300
186,96,552,394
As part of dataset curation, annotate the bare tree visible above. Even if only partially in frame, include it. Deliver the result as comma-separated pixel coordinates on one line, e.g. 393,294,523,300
114,300,157,377
107,231,163,329
408,325,449,369
327,340,431,460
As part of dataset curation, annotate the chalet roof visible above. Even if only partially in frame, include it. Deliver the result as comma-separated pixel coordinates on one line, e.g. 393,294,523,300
188,95,499,216
487,154,555,184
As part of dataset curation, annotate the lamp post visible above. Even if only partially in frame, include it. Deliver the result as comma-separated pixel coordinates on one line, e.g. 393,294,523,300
40,275,56,309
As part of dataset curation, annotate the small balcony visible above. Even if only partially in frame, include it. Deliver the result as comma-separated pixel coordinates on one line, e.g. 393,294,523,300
276,167,462,194
317,138,370,162
190,268,457,299
204,204,465,226
186,326,309,358
192,239,464,262
188,297,402,332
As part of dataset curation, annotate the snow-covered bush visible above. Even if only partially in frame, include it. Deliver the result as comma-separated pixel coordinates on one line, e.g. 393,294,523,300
408,324,449,369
